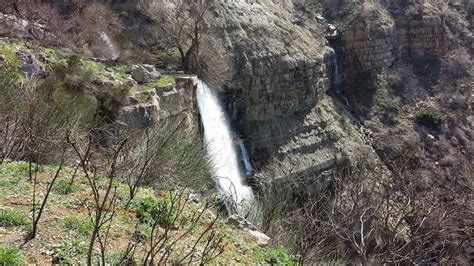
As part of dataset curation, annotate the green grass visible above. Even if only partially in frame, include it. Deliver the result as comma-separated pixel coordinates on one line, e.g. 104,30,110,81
0,159,293,264
53,179,82,195
0,245,25,265
252,247,298,265
147,75,175,88
0,209,29,227
0,44,20,70
60,215,93,236
133,75,176,92
0,161,29,180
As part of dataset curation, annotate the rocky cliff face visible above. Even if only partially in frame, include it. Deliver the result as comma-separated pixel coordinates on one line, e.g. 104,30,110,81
340,4,454,72
118,76,198,132
206,0,368,176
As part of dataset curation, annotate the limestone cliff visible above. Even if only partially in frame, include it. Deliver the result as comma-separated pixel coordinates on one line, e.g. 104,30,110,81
118,76,199,132
208,0,368,177
332,1,472,72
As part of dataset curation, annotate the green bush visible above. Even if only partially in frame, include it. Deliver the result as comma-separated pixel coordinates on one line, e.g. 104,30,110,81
0,245,25,265
415,106,444,129
0,161,30,180
0,209,29,227
252,247,298,265
135,197,175,226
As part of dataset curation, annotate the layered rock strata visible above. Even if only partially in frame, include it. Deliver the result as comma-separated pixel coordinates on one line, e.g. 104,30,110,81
342,13,451,71
118,77,198,131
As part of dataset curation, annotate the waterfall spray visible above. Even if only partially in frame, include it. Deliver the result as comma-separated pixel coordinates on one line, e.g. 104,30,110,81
196,80,253,212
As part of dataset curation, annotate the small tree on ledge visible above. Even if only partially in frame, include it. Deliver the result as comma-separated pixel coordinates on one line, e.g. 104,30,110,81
144,0,213,73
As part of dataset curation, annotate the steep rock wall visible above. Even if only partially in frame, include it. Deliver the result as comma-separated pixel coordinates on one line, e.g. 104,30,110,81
342,13,451,71
208,1,368,176
118,77,198,131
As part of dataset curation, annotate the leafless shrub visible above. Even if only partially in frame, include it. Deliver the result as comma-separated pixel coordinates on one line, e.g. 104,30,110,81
0,74,89,238
141,189,224,265
256,157,470,264
68,131,127,266
117,122,186,205
442,47,472,80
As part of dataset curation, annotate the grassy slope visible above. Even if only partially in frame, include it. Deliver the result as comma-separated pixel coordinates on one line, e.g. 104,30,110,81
0,161,295,264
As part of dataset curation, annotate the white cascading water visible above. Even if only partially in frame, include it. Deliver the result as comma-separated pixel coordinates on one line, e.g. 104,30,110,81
99,31,120,60
196,80,253,211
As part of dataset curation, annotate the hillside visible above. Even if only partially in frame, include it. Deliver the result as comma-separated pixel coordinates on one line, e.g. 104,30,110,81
0,0,473,265
0,161,294,264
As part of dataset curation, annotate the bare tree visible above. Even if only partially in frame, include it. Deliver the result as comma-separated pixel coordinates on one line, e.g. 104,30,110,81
145,0,214,72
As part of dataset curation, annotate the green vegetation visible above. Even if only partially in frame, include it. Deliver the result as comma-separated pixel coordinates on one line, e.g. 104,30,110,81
151,48,181,70
60,215,94,236
43,239,87,264
0,209,29,227
153,75,176,86
0,245,25,265
0,42,24,85
252,247,298,265
137,75,176,92
415,106,444,129
135,196,176,226
0,161,291,264
0,43,20,70
53,179,81,195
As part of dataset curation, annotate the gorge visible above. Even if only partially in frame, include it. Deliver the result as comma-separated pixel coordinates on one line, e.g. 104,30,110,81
0,0,472,264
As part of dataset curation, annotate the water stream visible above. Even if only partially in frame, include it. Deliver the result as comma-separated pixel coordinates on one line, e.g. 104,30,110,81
99,31,120,60
329,47,391,169
196,80,253,212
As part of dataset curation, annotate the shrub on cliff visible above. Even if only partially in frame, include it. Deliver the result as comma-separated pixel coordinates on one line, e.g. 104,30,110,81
415,106,444,129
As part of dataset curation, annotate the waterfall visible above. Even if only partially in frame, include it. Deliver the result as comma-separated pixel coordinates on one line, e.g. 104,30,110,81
239,143,254,176
329,46,392,172
196,80,253,211
330,47,351,110
99,31,120,60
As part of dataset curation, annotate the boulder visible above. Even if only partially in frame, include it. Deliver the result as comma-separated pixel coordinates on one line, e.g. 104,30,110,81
130,65,161,84
131,66,151,84
226,215,270,247
187,193,200,204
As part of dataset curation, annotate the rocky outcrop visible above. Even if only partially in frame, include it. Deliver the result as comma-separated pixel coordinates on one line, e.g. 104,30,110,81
341,12,451,71
0,13,55,43
226,215,270,247
118,76,198,131
128,64,161,84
